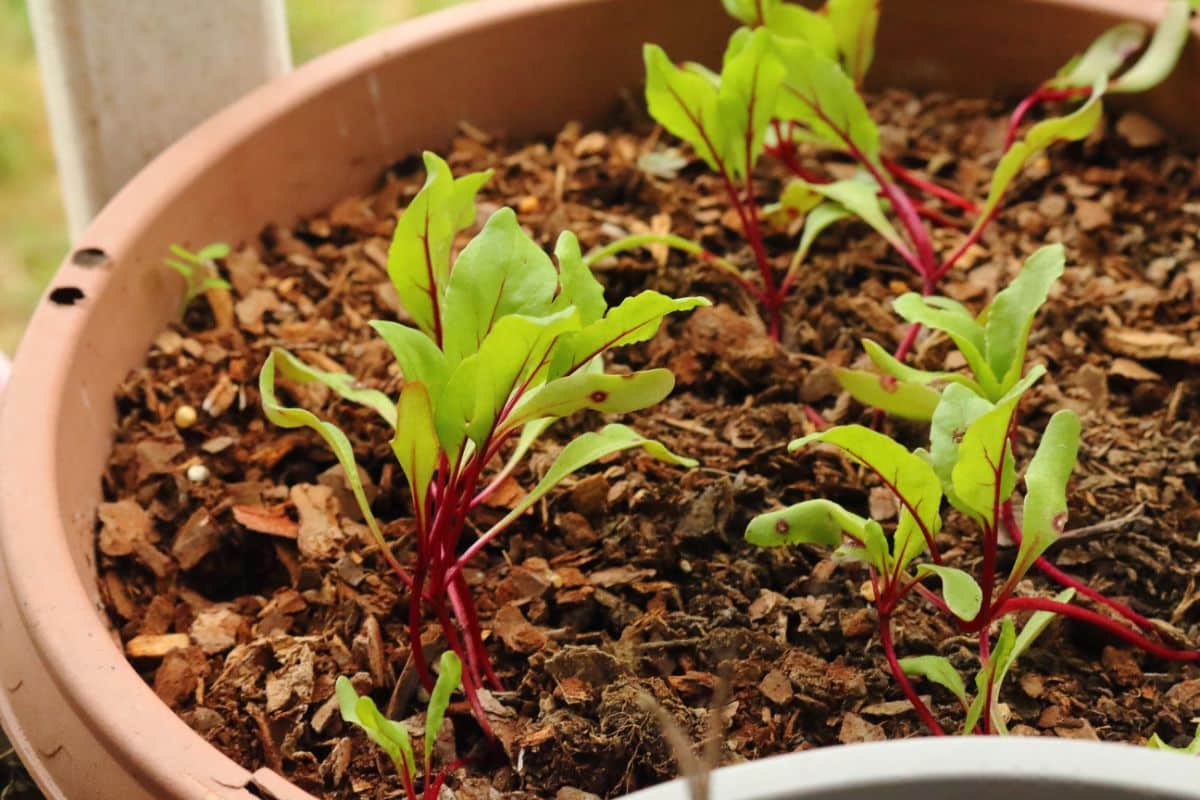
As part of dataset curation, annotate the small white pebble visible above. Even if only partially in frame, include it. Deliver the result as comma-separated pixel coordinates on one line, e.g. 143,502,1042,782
186,463,210,482
174,404,198,429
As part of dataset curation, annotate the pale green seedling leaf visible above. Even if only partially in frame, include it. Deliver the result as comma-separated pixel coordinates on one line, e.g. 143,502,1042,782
259,350,387,551
894,293,998,397
862,339,985,395
929,383,996,503
387,152,492,340
549,291,710,377
899,655,967,704
826,0,879,86
484,424,696,536
800,176,906,252
916,565,983,621
764,179,823,226
722,0,768,25
963,616,1016,734
984,244,1065,389
972,81,1104,237
783,201,851,283
507,369,677,431
1051,22,1146,88
990,588,1074,733
835,367,942,421
425,651,462,769
745,499,865,549
552,231,606,325
335,676,417,780
720,27,787,178
1110,0,1197,93
791,425,942,548
950,392,1022,527
193,242,231,262
370,320,451,399
267,347,396,426
391,382,439,527
441,208,559,363
1011,410,1080,583
773,36,880,160
644,44,729,172
1148,724,1200,755
763,3,838,59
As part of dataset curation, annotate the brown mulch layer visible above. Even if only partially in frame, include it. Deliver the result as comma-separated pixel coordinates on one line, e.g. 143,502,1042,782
98,89,1200,799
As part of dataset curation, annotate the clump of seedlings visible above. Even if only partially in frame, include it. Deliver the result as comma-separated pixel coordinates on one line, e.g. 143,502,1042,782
747,245,1200,735
260,152,705,730
336,651,465,799
620,0,1193,342
164,242,231,316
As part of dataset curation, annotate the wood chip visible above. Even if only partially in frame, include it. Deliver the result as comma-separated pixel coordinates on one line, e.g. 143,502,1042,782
126,633,191,659
1104,328,1200,363
232,504,298,538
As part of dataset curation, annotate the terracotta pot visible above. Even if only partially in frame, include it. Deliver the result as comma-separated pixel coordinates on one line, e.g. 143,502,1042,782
0,1,1196,798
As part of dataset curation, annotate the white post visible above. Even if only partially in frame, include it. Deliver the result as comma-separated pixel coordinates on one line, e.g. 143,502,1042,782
28,0,292,239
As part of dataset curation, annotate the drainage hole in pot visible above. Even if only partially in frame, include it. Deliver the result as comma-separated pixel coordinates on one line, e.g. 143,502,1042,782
48,286,85,306
70,247,109,268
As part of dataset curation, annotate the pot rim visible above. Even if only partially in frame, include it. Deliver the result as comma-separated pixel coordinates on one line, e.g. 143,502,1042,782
0,0,1196,797
623,737,1200,799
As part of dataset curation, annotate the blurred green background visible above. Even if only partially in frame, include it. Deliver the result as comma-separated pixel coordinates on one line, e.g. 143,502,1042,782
0,0,465,353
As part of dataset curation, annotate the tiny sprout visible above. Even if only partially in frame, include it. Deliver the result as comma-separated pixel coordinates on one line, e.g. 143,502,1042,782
164,242,232,318
1148,724,1200,756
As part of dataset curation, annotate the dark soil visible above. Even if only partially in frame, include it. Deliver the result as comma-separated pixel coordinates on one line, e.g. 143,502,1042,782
98,89,1200,799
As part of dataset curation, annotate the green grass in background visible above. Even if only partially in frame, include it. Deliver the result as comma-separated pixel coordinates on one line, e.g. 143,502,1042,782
0,0,467,352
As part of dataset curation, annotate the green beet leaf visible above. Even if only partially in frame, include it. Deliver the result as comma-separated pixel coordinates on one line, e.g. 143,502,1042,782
335,676,417,781
949,392,1022,527
893,293,996,397
988,588,1074,734
899,655,967,705
506,368,677,431
763,3,838,60
165,242,232,315
783,200,851,283
971,80,1104,238
259,350,387,551
644,43,729,173
791,425,942,550
862,339,984,395
745,499,865,549
826,0,879,86
551,232,606,325
266,346,396,426
983,244,1065,390
794,176,906,253
370,319,451,399
387,152,492,342
1051,22,1146,88
962,616,1016,734
719,27,787,178
548,291,710,378
425,651,462,769
391,382,439,528
835,367,941,421
483,424,696,537
772,35,880,161
916,564,983,621
440,207,559,364
1109,0,1197,93
1011,410,1080,583
929,383,997,502
1148,724,1200,756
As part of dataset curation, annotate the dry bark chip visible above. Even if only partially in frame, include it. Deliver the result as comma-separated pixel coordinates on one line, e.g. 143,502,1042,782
290,483,345,560
190,607,245,654
494,603,549,654
172,507,222,570
837,712,885,743
1115,111,1167,149
1103,328,1200,363
98,499,175,576
126,633,191,659
265,641,316,713
234,288,282,333
780,649,866,706
153,645,208,709
758,669,793,705
232,504,299,539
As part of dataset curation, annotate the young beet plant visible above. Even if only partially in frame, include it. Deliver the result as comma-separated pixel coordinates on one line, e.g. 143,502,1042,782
748,247,1199,735
622,0,1191,345
164,242,231,317
260,153,705,731
336,652,464,799
840,244,1197,649
748,374,1200,735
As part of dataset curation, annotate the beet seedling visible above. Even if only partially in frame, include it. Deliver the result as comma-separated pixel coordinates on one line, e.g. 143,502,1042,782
260,152,704,733
623,0,1191,343
746,374,1200,735
837,243,1064,421
336,651,464,799
164,242,231,317
1148,725,1200,756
